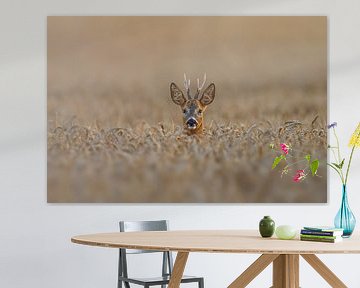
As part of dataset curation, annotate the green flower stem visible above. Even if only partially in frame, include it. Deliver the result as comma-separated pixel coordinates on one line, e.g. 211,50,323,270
327,163,344,183
330,148,339,165
333,127,342,163
333,127,345,182
283,159,307,170
329,148,345,183
345,145,356,185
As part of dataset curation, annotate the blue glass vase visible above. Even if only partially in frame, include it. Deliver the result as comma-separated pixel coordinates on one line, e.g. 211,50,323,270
334,185,356,237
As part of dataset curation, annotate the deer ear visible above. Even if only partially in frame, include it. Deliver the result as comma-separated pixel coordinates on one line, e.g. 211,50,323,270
199,83,215,106
170,83,186,106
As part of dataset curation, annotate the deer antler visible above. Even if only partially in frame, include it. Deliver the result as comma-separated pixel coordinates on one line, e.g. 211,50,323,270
194,73,207,99
183,73,191,99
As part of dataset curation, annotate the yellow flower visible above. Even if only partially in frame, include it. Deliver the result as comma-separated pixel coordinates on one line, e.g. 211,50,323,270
349,122,360,147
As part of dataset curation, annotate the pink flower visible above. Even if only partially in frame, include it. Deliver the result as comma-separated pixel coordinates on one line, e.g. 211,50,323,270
293,169,306,183
280,143,289,155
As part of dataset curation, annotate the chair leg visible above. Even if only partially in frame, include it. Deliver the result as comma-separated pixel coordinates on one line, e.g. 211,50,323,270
118,249,122,288
198,278,204,288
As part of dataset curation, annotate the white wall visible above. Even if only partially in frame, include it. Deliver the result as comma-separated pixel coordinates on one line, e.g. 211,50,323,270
1,1,360,287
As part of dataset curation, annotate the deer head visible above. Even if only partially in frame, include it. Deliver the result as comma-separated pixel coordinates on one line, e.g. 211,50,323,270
170,74,215,135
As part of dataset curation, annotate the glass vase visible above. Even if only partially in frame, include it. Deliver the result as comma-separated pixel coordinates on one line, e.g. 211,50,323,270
334,185,356,237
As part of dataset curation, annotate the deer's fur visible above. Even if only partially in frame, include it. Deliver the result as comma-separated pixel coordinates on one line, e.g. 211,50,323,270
170,74,215,135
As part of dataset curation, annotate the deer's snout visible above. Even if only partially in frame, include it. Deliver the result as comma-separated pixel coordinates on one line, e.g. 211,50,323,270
186,117,198,130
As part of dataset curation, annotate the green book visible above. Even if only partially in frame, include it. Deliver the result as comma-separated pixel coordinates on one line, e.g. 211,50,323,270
300,236,342,243
303,226,344,233
300,234,339,240
301,229,343,237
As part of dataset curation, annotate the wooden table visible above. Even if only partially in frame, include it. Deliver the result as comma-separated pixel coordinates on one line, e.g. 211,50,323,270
71,230,360,288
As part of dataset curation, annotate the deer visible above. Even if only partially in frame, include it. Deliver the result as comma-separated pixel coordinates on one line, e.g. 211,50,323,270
170,74,215,135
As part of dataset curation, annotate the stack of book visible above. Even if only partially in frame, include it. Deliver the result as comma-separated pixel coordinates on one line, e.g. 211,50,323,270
300,226,344,243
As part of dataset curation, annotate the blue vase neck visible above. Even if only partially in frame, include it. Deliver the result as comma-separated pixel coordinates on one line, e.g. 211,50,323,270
342,185,348,199
341,184,350,207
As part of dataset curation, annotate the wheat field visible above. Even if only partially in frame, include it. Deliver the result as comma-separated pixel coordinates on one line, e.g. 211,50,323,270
47,17,327,202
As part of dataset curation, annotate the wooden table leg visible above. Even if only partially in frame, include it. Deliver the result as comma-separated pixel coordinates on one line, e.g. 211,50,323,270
288,254,299,288
272,254,299,288
301,254,347,288
228,254,279,288
168,252,189,288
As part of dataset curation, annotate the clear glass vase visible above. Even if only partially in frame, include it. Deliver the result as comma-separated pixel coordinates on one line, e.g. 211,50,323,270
334,185,356,237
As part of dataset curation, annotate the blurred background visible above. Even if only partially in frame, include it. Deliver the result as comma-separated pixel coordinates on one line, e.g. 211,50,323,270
47,16,327,203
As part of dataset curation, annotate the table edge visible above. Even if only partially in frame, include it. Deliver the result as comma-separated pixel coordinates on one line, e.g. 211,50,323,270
71,236,360,255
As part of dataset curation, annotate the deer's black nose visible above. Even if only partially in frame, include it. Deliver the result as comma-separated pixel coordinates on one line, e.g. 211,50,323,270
186,118,198,128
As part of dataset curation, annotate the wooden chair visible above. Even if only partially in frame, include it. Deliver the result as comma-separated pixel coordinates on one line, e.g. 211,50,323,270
118,220,204,288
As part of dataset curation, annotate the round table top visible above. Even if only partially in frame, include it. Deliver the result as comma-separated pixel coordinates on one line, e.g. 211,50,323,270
71,230,360,254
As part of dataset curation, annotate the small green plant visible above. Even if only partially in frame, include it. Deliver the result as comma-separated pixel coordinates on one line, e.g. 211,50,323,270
271,142,319,182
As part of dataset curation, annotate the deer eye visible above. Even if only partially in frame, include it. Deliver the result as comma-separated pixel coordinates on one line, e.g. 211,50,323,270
183,109,187,114
198,109,202,114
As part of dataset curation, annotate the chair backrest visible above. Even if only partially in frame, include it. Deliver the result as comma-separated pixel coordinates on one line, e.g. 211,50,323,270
118,220,174,283
119,220,169,254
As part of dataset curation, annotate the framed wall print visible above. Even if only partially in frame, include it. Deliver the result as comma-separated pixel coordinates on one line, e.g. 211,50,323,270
47,16,327,203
